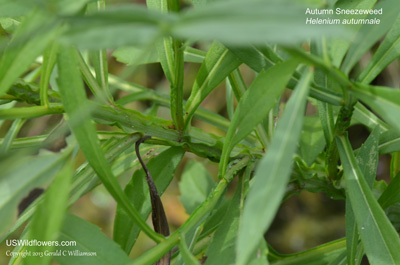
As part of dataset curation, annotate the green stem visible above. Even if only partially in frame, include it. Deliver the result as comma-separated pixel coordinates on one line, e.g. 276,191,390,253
269,238,346,265
40,43,58,107
0,105,63,119
171,40,185,133
128,156,250,265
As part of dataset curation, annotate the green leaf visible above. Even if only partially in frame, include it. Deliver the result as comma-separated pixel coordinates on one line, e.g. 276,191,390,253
204,176,242,265
146,0,178,108
379,129,400,154
173,0,347,46
0,10,60,97
228,44,345,106
57,46,163,242
200,199,230,237
179,161,215,214
328,251,347,265
346,126,379,265
60,5,176,49
247,240,269,265
359,15,400,84
236,68,312,265
341,0,400,75
1,135,145,243
114,147,184,253
227,44,282,73
336,135,400,265
40,43,59,106
113,45,205,65
270,239,346,265
329,0,377,68
54,214,130,265
0,118,25,155
0,150,69,236
0,0,38,17
25,160,72,265
351,83,400,133
352,102,389,132
87,1,113,106
179,233,201,265
184,41,241,129
355,127,380,187
219,59,299,177
299,115,325,166
378,172,400,209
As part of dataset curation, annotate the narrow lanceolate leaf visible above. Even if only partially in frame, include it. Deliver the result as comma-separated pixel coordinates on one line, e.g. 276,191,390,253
184,41,241,129
57,46,163,243
219,59,299,177
40,43,58,106
336,135,400,265
378,172,400,209
147,0,174,82
359,15,400,84
173,0,347,46
205,176,242,265
147,0,184,131
60,5,176,49
0,118,25,155
227,44,282,73
114,147,184,253
329,0,377,67
55,214,130,265
0,10,60,97
346,127,379,265
379,129,400,154
25,160,72,265
341,0,400,75
352,102,389,132
299,115,325,166
236,68,312,265
351,83,400,133
112,45,205,65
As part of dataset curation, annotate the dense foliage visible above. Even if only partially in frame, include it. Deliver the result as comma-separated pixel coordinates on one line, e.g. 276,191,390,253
1,0,400,264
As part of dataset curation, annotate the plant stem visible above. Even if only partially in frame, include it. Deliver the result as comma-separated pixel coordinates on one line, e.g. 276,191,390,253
171,39,185,133
40,43,58,107
269,238,346,265
0,105,63,119
128,155,250,265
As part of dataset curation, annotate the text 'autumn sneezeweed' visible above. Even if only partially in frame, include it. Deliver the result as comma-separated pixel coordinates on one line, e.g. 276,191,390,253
1,0,400,264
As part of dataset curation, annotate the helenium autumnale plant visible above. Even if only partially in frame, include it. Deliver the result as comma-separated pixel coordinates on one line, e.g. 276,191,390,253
1,0,400,264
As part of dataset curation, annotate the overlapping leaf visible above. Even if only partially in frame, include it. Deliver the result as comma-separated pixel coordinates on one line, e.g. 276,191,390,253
57,46,162,242
114,147,184,253
236,68,312,265
351,84,400,133
55,214,130,265
219,59,299,175
184,41,241,129
336,135,400,265
345,127,379,265
359,15,400,84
